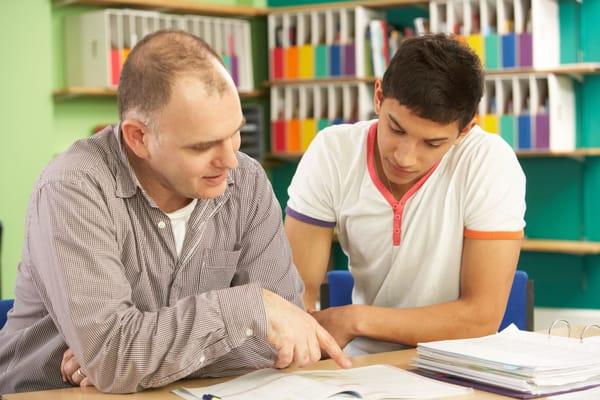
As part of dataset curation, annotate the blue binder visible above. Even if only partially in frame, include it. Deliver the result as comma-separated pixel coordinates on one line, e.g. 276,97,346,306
330,44,341,76
501,34,516,68
517,114,532,149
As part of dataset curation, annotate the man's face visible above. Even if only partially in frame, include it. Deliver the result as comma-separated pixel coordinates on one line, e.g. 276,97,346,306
144,74,243,200
374,87,470,191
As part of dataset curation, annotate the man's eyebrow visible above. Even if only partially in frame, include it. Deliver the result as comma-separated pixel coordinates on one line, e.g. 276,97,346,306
388,113,449,142
187,118,246,148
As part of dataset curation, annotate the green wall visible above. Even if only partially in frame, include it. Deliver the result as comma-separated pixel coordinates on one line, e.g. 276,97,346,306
0,2,118,298
0,1,54,298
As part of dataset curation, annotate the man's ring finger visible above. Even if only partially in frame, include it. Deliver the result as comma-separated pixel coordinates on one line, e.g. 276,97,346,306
75,368,85,379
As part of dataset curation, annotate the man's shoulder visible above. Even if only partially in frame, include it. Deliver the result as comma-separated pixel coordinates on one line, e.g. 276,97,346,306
37,128,116,189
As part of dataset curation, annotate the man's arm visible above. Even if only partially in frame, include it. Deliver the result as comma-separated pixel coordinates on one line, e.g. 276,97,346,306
313,238,521,347
199,164,349,374
35,176,348,394
284,216,334,311
31,178,272,393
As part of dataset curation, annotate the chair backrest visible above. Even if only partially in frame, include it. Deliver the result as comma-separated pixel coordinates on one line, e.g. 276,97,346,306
323,269,534,331
324,270,355,308
0,299,14,329
499,270,534,331
0,221,13,330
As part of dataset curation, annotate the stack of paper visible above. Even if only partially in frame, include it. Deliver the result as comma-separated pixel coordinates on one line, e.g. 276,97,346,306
414,325,600,397
173,364,471,400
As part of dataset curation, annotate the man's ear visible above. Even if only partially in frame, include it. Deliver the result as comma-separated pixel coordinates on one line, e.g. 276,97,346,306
121,119,152,159
455,116,477,144
373,79,384,115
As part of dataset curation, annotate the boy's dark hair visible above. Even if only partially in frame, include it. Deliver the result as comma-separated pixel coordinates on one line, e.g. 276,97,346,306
381,34,484,130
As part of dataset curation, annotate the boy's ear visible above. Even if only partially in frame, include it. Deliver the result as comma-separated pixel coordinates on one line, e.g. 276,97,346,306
373,79,384,115
455,116,477,144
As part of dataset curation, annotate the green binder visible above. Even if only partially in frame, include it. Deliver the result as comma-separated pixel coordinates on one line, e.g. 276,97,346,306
500,115,516,148
315,45,329,78
484,34,500,70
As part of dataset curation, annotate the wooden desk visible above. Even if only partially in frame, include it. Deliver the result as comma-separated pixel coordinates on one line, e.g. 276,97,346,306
8,325,596,400
4,348,517,400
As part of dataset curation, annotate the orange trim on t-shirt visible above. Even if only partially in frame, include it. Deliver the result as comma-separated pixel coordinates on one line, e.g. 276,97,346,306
464,228,524,240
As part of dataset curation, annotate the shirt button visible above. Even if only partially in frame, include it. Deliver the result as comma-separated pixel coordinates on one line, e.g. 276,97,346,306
158,221,166,229
245,328,254,337
199,354,206,364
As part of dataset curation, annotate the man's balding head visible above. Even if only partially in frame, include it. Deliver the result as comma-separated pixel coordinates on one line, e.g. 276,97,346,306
118,30,232,128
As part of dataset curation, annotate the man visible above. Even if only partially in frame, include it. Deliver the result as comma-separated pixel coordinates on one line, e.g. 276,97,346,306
0,30,350,394
285,34,526,355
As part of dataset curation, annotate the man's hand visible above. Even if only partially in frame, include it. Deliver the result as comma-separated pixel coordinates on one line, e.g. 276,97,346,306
311,306,357,349
262,289,352,369
60,348,93,387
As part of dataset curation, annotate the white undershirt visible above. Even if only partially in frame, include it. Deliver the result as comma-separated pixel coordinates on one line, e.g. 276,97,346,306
165,199,198,258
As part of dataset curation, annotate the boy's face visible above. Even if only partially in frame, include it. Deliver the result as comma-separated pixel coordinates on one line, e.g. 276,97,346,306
373,83,475,194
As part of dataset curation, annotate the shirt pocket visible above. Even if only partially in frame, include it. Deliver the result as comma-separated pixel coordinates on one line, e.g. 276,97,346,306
198,248,241,291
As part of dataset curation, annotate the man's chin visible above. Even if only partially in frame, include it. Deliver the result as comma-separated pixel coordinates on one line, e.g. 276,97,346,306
194,182,228,199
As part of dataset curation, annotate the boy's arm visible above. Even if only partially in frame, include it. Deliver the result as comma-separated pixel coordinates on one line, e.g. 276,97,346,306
314,238,521,347
284,216,334,311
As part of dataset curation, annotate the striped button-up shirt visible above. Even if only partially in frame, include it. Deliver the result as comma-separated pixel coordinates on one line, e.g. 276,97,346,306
0,125,303,394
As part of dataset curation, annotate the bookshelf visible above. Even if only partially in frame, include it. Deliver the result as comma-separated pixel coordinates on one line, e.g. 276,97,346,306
52,0,268,17
266,149,600,162
268,0,428,14
521,240,600,255
267,63,600,86
53,87,266,101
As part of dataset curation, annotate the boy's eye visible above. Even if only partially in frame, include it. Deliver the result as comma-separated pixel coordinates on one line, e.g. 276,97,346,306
426,142,442,148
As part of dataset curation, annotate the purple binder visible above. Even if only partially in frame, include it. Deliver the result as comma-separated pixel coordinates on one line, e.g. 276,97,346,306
414,369,600,399
535,113,550,149
231,55,239,86
518,32,533,67
343,43,356,76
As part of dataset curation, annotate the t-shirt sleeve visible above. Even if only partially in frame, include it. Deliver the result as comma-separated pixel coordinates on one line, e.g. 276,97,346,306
286,130,339,228
463,137,526,239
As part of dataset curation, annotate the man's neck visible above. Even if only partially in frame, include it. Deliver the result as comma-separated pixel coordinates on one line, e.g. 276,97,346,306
124,146,191,213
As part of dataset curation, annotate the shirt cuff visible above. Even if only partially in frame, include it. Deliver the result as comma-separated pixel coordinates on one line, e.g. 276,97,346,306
286,206,336,228
464,228,524,240
216,283,268,350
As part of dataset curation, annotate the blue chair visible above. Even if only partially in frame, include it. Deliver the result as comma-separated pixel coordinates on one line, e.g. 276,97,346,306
0,220,13,330
321,269,534,331
0,299,14,329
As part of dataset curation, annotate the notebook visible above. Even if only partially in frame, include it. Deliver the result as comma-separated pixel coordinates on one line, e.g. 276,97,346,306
414,324,600,399
172,364,471,400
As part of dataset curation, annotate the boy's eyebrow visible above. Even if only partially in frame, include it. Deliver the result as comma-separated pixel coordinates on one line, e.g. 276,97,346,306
388,113,449,142
186,118,246,148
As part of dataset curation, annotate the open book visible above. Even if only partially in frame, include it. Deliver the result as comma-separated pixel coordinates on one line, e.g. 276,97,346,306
172,364,471,400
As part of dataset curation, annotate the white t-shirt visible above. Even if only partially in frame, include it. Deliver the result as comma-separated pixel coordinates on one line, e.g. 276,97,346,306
287,120,526,355
166,198,198,258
